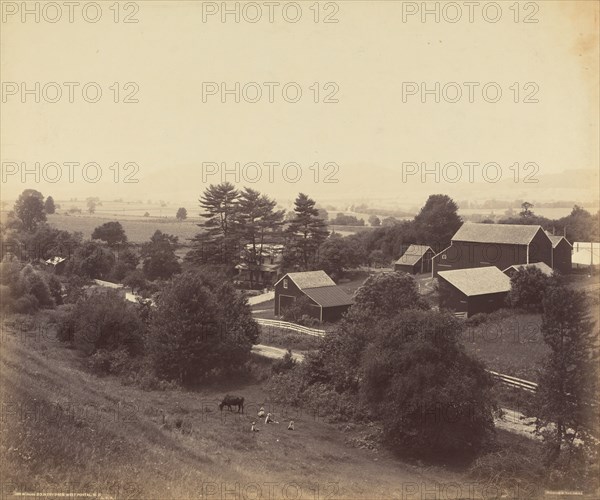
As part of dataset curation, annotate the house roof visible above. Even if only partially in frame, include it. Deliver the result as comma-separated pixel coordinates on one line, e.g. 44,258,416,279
452,223,544,245
545,233,572,248
279,270,337,290
302,285,354,308
503,262,553,277
45,256,66,266
438,266,511,296
395,245,432,266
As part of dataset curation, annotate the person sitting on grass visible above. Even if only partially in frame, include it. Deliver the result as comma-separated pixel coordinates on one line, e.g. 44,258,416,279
258,407,265,418
287,420,294,431
265,413,279,424
251,421,259,432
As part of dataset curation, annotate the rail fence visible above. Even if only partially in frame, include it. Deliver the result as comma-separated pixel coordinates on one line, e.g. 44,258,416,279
255,319,540,391
255,318,326,337
487,370,538,392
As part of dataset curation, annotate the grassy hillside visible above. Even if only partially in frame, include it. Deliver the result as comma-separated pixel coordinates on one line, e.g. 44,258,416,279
0,313,473,500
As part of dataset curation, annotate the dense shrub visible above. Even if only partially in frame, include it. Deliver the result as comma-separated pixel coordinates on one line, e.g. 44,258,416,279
359,311,496,459
56,291,144,356
20,265,54,307
87,347,131,375
282,296,316,323
271,349,296,374
507,267,551,312
0,260,57,313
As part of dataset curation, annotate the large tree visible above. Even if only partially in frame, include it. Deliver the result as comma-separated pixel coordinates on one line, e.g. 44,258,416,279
188,183,240,265
236,188,285,287
67,241,115,279
141,230,181,281
555,205,600,242
350,271,428,320
14,189,46,231
413,194,462,250
285,193,329,271
44,196,56,214
534,284,599,463
91,221,128,247
147,271,259,384
318,234,365,279
176,207,188,221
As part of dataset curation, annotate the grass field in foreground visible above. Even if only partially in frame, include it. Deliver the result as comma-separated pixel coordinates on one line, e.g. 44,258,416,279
1,313,474,500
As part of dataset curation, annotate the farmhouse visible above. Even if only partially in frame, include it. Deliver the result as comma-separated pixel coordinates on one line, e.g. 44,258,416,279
503,261,553,279
438,266,511,317
394,245,435,274
544,233,572,274
274,270,353,322
45,256,66,273
432,223,553,276
235,243,284,288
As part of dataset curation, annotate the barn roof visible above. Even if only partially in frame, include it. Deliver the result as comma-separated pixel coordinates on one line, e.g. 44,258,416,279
93,279,124,289
279,270,337,289
438,266,511,296
545,233,572,248
503,262,553,277
452,223,544,245
395,244,433,266
303,285,354,308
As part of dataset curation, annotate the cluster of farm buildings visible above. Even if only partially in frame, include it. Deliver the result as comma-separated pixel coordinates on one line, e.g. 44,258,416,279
273,223,598,321
53,222,596,322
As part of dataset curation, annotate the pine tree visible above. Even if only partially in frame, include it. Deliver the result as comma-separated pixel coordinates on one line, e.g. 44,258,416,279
534,284,599,463
188,183,240,265
285,193,329,271
237,188,284,288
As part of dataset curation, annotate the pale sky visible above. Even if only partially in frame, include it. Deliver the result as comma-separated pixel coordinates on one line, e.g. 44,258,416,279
1,0,598,207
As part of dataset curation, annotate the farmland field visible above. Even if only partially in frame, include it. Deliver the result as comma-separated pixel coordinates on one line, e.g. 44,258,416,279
46,213,202,244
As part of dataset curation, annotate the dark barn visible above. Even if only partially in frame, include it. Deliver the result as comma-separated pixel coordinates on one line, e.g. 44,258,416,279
546,233,572,275
274,270,353,322
394,245,435,274
437,266,511,317
432,223,553,276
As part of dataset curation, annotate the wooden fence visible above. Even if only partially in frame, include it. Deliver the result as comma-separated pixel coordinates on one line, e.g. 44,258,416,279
255,318,326,337
488,370,538,392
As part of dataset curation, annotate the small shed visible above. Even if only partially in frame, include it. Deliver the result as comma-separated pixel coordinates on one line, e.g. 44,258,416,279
394,245,435,274
545,233,572,274
274,270,353,322
503,262,553,279
438,266,511,317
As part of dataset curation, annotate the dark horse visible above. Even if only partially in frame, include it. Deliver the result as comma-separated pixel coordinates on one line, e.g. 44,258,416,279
219,395,244,413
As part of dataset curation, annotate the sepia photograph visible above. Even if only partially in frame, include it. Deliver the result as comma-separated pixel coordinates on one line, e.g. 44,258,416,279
1,1,599,498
